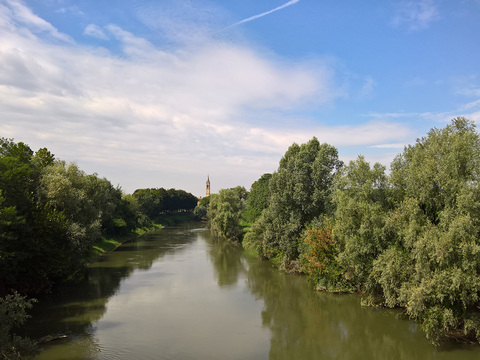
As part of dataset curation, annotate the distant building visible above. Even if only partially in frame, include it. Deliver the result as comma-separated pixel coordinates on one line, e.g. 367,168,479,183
206,175,210,197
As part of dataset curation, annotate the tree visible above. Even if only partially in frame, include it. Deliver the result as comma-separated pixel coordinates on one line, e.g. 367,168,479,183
194,196,210,220
0,139,51,293
37,161,120,254
103,194,139,236
332,156,391,291
0,140,128,293
134,187,198,219
298,218,345,291
207,187,247,241
374,117,480,343
390,116,480,224
246,137,342,264
242,173,272,223
0,292,37,359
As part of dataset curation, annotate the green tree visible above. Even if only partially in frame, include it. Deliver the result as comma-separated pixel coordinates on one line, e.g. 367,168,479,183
242,173,272,223
333,156,391,291
0,139,53,293
0,140,128,293
37,161,120,253
207,187,247,241
134,187,198,219
246,137,342,264
104,193,139,236
194,196,210,220
0,292,37,359
133,188,162,219
374,117,480,343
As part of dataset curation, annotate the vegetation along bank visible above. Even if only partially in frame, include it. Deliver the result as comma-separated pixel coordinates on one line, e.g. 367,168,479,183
0,138,198,358
201,117,480,346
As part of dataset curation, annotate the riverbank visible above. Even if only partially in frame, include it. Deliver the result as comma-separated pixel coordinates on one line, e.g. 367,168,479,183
91,212,197,258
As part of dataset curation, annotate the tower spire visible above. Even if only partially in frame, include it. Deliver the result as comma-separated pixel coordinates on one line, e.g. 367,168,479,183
206,175,210,196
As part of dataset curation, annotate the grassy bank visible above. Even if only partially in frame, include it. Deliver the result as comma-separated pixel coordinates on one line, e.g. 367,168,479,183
91,212,196,257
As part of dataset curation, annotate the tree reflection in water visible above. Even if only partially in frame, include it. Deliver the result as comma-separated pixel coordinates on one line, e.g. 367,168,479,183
26,225,480,360
207,232,480,360
25,224,200,359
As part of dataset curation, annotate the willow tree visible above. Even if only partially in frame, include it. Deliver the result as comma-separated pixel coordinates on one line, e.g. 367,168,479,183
374,117,480,343
207,187,247,242
333,155,391,291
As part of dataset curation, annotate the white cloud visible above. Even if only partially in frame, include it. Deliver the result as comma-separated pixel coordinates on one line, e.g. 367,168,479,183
369,143,406,149
391,0,440,31
0,0,345,194
0,0,421,195
459,87,480,97
83,24,109,40
357,76,375,99
3,0,72,42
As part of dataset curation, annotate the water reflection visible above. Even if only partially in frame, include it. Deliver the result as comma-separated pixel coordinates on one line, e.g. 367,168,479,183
26,224,200,359
25,224,480,360
204,234,247,287
207,234,480,360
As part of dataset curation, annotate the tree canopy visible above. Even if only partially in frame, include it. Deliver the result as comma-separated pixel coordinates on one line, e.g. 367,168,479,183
244,137,343,265
0,138,197,295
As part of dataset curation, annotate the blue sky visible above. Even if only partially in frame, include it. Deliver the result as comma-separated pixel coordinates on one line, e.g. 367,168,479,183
1,0,479,196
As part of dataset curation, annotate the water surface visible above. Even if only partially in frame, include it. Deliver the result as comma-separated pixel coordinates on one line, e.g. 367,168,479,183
26,223,480,359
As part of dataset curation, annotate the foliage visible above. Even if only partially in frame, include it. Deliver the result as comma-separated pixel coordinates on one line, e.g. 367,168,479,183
244,137,342,262
201,118,480,344
37,161,120,252
331,118,480,343
242,173,272,223
207,187,247,241
133,187,198,219
0,139,139,294
299,218,347,291
103,194,139,236
242,212,267,255
0,292,37,360
374,117,480,343
193,196,210,220
332,155,391,291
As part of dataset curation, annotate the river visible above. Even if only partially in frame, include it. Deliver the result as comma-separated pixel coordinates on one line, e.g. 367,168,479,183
25,222,480,360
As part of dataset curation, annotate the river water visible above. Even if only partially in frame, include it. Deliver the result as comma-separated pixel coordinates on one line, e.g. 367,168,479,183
25,223,480,360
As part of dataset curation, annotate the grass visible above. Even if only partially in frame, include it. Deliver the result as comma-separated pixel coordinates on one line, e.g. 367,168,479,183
91,237,122,257
90,212,197,258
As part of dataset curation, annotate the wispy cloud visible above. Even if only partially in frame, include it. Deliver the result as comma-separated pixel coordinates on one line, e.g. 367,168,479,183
367,96,480,126
83,24,109,40
357,76,375,99
226,0,300,29
3,0,73,42
0,0,436,194
391,0,440,31
0,0,342,194
369,143,406,149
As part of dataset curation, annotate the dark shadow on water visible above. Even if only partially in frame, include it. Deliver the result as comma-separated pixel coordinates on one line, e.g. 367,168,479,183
24,224,202,341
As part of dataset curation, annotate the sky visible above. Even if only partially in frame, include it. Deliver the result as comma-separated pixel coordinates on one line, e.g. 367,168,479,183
1,0,479,197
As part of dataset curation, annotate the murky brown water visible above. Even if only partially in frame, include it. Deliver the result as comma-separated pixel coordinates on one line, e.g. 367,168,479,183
25,223,480,359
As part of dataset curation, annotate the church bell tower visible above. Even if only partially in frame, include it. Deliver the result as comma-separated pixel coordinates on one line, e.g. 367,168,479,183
206,175,210,197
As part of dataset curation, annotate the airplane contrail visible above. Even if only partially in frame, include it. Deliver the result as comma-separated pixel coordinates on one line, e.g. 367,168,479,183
226,0,301,29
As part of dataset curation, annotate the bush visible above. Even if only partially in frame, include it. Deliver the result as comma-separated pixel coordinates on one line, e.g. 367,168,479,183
0,292,37,360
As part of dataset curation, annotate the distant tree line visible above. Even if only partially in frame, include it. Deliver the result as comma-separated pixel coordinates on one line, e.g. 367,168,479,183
133,187,198,219
200,117,480,345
